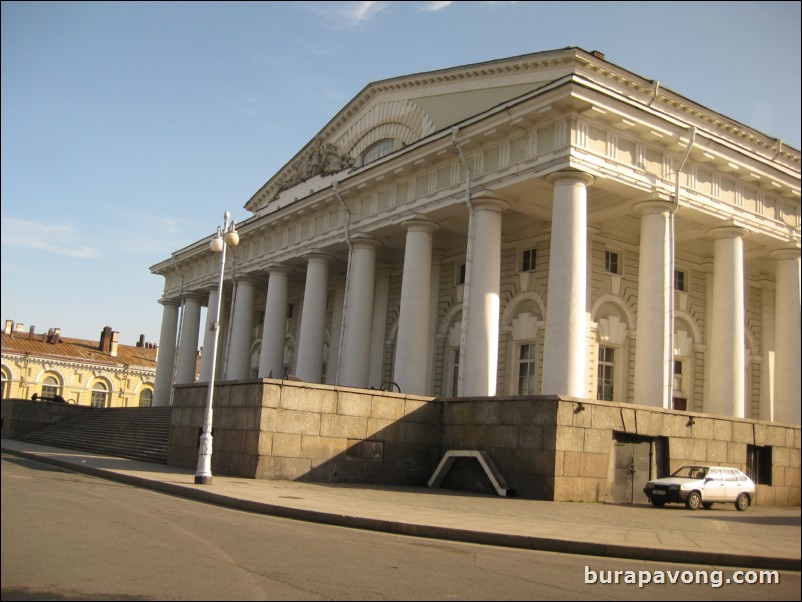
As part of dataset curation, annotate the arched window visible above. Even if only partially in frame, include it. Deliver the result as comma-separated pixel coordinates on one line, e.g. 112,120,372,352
42,375,61,398
1,366,10,399
91,381,109,408
139,388,153,408
362,139,395,165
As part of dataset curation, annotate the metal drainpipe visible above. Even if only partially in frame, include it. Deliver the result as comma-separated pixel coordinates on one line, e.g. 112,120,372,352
451,126,474,396
668,125,697,408
332,179,353,384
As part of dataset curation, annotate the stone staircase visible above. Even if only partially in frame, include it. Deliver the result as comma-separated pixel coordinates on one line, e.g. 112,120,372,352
16,406,172,464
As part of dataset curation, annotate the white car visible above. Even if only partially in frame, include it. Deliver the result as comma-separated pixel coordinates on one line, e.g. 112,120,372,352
643,465,756,511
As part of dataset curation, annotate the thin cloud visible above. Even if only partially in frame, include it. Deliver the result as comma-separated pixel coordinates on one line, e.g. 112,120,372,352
313,1,392,28
0,217,101,259
419,1,454,12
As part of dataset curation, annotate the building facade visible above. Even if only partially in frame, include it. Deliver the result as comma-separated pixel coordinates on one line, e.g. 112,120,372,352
151,48,801,426
1,321,157,408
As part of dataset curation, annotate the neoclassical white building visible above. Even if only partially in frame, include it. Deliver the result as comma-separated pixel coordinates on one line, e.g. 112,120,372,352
151,48,800,425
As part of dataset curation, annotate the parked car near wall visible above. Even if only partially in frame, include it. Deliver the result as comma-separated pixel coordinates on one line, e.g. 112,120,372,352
643,465,755,511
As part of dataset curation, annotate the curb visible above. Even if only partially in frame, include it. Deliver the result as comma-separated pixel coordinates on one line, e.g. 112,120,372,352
3,446,799,572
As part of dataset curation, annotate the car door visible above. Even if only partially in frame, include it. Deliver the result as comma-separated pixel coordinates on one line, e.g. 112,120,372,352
723,468,745,501
702,468,727,501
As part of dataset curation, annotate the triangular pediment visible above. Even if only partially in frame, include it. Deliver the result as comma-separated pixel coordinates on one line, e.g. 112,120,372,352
245,48,583,212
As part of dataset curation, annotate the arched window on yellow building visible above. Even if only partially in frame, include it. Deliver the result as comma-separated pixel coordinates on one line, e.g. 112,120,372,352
91,381,109,408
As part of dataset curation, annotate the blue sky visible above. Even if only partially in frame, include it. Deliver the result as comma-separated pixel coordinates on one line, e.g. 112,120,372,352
2,1,800,345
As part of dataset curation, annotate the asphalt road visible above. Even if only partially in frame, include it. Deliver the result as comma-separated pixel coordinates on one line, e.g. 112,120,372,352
2,453,799,601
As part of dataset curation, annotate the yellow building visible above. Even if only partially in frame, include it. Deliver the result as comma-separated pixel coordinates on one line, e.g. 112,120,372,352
1,320,157,408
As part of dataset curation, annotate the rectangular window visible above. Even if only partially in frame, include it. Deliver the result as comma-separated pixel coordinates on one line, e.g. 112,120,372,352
604,251,619,275
521,248,536,272
597,346,615,401
674,270,686,292
517,343,537,395
287,303,294,319
672,360,687,410
746,445,772,485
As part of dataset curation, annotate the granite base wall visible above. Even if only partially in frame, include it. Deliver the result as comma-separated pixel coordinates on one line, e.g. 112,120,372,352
166,382,801,505
1,398,94,439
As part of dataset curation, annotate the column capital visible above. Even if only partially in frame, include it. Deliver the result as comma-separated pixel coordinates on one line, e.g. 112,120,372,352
708,224,749,240
770,245,801,261
546,170,595,187
350,235,380,250
634,199,674,216
233,275,260,287
266,264,292,276
181,292,206,304
471,195,509,213
303,251,335,264
159,297,181,308
401,216,439,233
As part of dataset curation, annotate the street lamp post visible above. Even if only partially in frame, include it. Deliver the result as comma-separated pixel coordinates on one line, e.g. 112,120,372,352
195,211,239,485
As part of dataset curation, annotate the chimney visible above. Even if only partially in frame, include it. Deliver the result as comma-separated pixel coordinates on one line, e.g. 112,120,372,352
590,50,606,60
53,328,61,344
99,326,113,352
28,325,36,340
3,320,12,335
137,334,145,348
110,331,119,357
14,323,25,334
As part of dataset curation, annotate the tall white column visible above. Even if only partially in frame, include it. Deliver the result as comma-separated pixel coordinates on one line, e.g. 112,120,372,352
633,199,673,408
369,268,390,388
199,286,219,382
296,254,331,383
772,247,801,425
707,225,747,418
175,294,204,384
461,196,508,397
225,277,257,381
759,278,775,422
542,171,593,397
153,299,180,406
339,237,379,388
258,268,290,379
394,219,438,395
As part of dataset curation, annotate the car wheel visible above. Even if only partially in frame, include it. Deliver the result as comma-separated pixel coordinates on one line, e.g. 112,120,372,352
702,502,713,509
735,493,750,512
651,499,665,508
685,491,702,510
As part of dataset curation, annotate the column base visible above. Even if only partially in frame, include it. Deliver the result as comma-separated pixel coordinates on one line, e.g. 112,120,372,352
194,475,213,485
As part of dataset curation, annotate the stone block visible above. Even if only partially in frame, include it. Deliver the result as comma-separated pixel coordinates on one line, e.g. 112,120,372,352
756,484,775,506
727,441,747,464
583,428,612,454
281,385,325,413
371,395,405,420
767,426,789,447
257,431,273,455
255,456,312,481
555,426,584,452
337,391,373,417
634,410,663,437
531,399,558,425
474,401,502,424
483,425,520,448
261,383,282,408
712,419,732,441
498,400,537,425
663,414,691,437
301,435,348,459
591,405,623,430
732,421,754,444
236,407,260,430
320,414,367,439
519,426,544,450
690,417,715,440
441,424,469,448
563,451,584,477
754,423,768,446
272,432,302,458
773,446,790,467
272,409,322,436
403,398,439,423
401,422,438,445
443,401,473,424
669,437,692,462
621,408,636,433
790,448,800,469
706,439,728,463
554,450,564,476
572,477,604,502
788,429,798,448
772,466,785,487
244,430,260,454
785,467,801,488
552,476,573,501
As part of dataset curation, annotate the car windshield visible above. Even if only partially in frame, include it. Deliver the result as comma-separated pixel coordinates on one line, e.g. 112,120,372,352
671,466,708,479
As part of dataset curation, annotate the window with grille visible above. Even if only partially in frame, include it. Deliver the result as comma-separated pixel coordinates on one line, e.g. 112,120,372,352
517,343,537,395
521,248,536,272
604,251,619,275
91,382,109,408
42,376,60,399
597,346,615,401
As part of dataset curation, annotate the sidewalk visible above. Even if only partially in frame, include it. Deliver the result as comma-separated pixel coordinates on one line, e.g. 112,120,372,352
2,438,799,571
